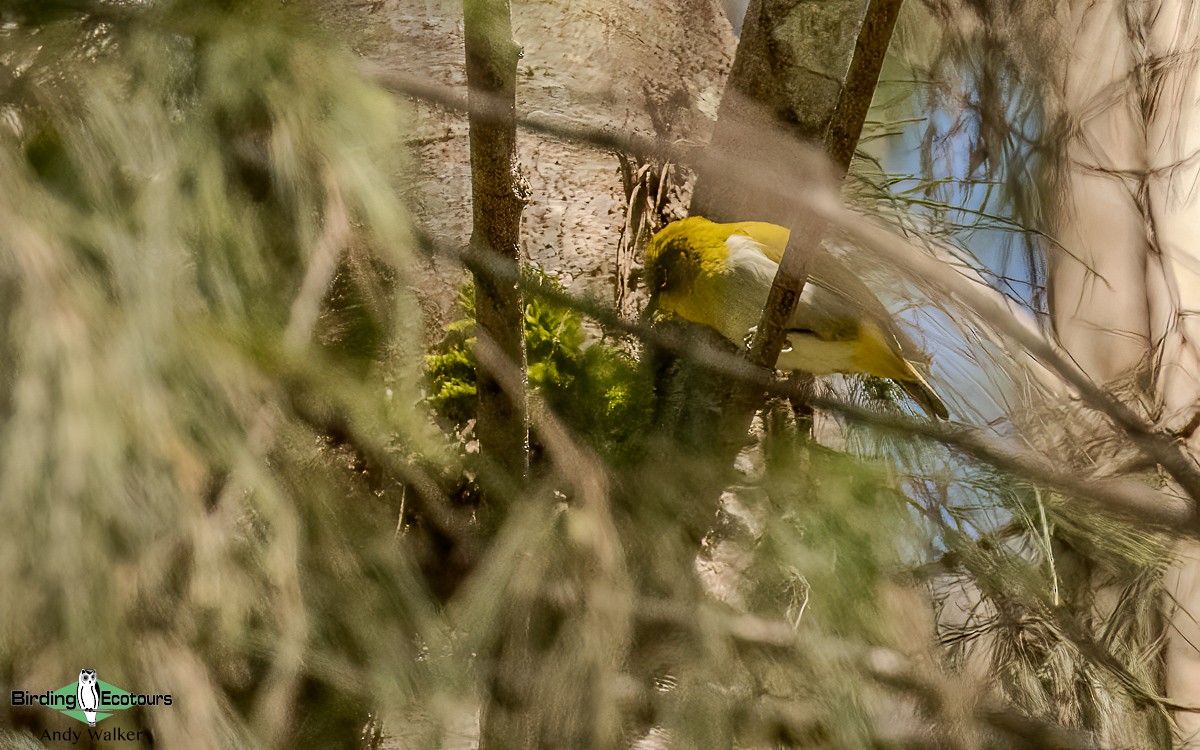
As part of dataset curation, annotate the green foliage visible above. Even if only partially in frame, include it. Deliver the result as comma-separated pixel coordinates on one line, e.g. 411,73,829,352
760,446,910,639
426,272,651,460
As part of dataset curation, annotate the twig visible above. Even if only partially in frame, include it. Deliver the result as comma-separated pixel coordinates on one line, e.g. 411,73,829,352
286,389,476,550
285,171,350,350
804,394,1193,533
368,67,831,211
404,130,455,148
828,208,1200,513
474,331,610,515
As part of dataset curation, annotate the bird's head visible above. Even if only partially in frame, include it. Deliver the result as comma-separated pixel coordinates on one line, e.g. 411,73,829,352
641,217,726,322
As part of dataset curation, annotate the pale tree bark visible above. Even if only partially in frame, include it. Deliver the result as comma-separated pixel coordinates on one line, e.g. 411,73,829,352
1052,0,1200,742
1145,2,1200,740
1052,0,1153,390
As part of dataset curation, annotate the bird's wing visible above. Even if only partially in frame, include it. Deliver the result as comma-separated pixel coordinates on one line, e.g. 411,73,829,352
728,222,930,364
718,233,778,340
727,222,790,262
810,252,931,363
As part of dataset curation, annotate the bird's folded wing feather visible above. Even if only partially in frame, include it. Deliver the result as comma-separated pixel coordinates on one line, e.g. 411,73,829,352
728,222,931,364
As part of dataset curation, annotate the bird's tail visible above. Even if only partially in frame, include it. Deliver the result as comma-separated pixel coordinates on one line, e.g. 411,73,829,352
900,368,949,420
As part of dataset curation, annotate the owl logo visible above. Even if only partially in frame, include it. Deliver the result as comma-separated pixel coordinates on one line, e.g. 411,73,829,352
76,669,99,726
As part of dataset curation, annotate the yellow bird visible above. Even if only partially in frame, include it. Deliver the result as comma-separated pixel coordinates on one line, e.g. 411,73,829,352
643,216,948,419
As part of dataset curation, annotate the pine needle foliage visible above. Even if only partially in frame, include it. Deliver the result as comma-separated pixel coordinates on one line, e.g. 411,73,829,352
0,1,434,746
869,3,1182,745
0,1,1185,749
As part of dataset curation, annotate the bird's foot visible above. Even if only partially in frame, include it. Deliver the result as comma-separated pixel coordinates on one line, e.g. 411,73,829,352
742,326,757,348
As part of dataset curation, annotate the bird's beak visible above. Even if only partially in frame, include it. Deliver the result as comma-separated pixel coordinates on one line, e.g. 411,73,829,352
640,290,660,325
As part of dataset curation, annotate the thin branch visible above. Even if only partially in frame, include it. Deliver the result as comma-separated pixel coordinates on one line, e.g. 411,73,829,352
827,208,1200,512
804,394,1193,533
285,171,350,350
474,331,609,516
463,0,529,482
286,387,478,552
368,67,830,212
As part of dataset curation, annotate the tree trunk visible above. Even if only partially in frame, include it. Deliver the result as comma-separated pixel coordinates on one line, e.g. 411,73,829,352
465,0,529,485
1144,1,1200,739
1050,0,1200,742
691,0,902,224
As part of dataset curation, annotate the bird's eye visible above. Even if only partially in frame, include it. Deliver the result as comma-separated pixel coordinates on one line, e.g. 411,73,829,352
831,322,858,341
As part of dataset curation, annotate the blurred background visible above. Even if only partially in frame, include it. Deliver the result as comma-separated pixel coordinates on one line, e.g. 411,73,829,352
2,0,1199,748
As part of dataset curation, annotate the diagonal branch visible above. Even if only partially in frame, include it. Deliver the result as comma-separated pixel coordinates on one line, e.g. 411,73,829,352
828,207,1200,512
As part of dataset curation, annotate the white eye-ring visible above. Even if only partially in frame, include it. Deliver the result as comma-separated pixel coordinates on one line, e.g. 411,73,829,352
742,326,757,349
